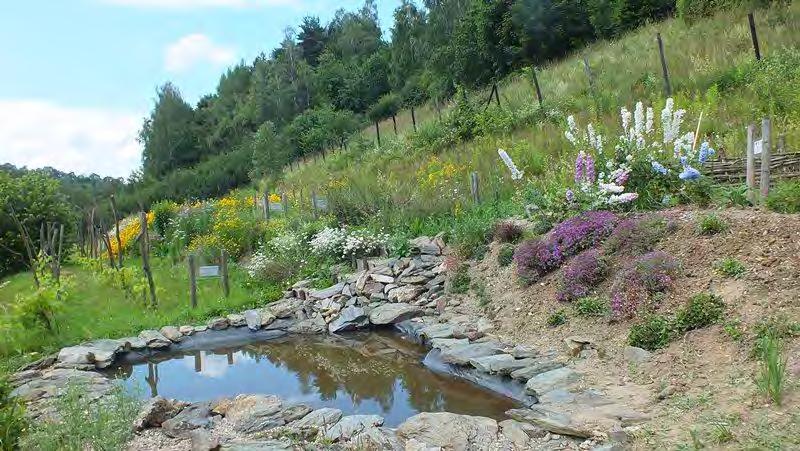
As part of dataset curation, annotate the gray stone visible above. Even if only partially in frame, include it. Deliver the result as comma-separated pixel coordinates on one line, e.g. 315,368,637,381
506,407,591,438
189,429,220,451
160,326,184,343
221,439,293,451
525,367,581,397
258,309,277,326
351,427,403,451
510,361,566,381
508,345,539,359
397,412,499,451
268,298,304,318
309,282,345,300
194,325,208,333
133,396,188,431
408,236,442,256
419,323,456,340
244,310,262,331
399,275,428,285
324,414,384,442
139,330,172,349
469,355,537,375
225,395,308,434
388,285,425,303
476,318,495,334
179,326,195,336
370,273,396,284
439,341,505,366
122,337,148,350
328,306,369,333
207,317,229,331
623,346,652,364
499,419,532,448
369,304,423,325
430,338,469,350
227,314,247,327
162,402,214,438
288,407,342,430
57,346,101,367
287,316,326,334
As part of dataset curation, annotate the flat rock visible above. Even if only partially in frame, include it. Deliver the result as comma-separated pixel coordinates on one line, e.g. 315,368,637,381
207,317,229,331
328,306,369,333
57,346,96,366
160,326,184,343
287,316,326,334
220,439,294,451
179,326,195,336
370,273,396,284
244,310,262,331
510,361,566,381
194,325,208,333
419,323,456,340
133,396,188,431
350,427,403,451
227,314,247,327
139,330,172,349
288,407,342,430
369,304,423,325
525,367,581,397
508,345,539,359
623,346,651,364
408,236,443,256
268,298,304,318
387,285,425,303
324,414,384,442
189,429,219,451
506,407,591,438
397,412,499,450
161,402,214,438
225,395,312,434
430,338,469,350
439,341,505,366
499,419,532,448
469,355,537,375
309,282,345,300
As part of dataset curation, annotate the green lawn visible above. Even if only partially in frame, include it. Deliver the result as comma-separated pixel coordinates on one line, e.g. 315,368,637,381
0,257,278,369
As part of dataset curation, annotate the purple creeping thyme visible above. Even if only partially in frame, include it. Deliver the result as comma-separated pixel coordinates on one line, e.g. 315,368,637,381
557,249,607,302
610,251,680,319
515,211,618,283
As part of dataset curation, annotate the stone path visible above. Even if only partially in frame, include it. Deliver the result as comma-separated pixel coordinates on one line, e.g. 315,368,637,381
10,235,648,450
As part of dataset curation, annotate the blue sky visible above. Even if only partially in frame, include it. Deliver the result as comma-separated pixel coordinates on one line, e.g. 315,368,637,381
0,0,401,177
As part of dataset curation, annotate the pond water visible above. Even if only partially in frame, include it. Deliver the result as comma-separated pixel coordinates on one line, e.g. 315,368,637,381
110,331,518,426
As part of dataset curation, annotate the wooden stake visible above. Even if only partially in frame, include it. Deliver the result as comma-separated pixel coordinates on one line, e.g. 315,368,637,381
746,124,756,204
411,106,417,132
188,254,197,308
748,13,761,61
109,195,123,268
375,121,381,146
139,211,157,308
531,66,543,106
311,191,319,220
493,84,500,106
392,115,398,134
656,33,672,96
262,192,270,221
760,118,771,200
220,249,230,298
470,172,481,204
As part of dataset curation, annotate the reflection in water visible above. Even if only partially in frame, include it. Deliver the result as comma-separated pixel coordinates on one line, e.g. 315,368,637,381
111,331,518,426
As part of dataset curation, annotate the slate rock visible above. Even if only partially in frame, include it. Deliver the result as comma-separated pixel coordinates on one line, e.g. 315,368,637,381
268,298,304,318
397,412,500,451
524,367,581,397
133,396,188,431
350,427,403,451
328,306,369,333
469,355,537,375
139,330,172,349
439,341,505,366
369,304,423,325
207,317,229,331
324,414,384,442
160,326,184,343
506,407,591,438
309,283,345,300
288,407,342,430
162,402,214,438
510,361,566,381
287,316,326,335
227,314,247,328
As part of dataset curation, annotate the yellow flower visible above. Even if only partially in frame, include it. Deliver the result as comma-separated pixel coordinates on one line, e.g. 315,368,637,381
269,193,281,203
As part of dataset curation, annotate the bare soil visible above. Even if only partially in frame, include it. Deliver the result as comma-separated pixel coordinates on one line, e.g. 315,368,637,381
454,207,800,449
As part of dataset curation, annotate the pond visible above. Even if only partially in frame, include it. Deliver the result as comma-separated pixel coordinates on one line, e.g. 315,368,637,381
110,330,519,427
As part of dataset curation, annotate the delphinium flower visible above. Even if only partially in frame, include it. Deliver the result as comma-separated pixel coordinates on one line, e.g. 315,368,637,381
609,193,640,204
645,107,654,134
697,141,716,164
565,116,578,145
679,165,701,181
565,189,575,203
498,149,524,181
574,151,585,184
651,161,668,175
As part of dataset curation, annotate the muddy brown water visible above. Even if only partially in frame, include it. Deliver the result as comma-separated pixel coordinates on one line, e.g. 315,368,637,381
110,330,519,426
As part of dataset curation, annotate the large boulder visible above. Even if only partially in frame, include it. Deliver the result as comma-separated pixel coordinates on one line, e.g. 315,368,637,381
328,306,369,333
324,415,384,442
369,304,423,326
225,395,311,434
288,407,342,430
397,412,500,451
160,326,184,343
524,367,580,397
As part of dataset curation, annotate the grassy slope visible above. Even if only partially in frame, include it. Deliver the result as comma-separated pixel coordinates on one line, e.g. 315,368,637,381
0,258,264,368
278,5,800,222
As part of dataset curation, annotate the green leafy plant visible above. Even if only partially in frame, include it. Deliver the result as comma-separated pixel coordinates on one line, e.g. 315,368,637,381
752,315,800,357
497,244,515,267
21,383,141,451
675,293,725,332
765,180,800,213
723,319,744,341
449,265,471,294
714,257,746,278
574,296,609,317
628,314,675,351
756,334,787,406
697,213,727,235
472,279,491,308
0,374,27,451
546,309,568,327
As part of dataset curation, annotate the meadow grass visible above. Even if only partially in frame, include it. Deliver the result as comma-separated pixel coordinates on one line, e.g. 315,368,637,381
0,257,275,369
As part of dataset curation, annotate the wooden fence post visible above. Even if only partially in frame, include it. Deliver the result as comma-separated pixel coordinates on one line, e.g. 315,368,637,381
777,134,785,153
493,84,500,106
311,191,319,220
110,195,123,268
411,106,417,132
220,249,230,298
746,124,757,204
139,211,157,308
656,33,672,97
760,118,771,200
748,12,761,61
531,66,543,107
470,172,481,204
375,122,381,146
262,192,270,221
582,55,595,91
281,191,289,215
188,254,197,308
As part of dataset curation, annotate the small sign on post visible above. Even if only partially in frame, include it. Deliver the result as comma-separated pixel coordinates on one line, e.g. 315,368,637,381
753,139,763,156
198,265,220,278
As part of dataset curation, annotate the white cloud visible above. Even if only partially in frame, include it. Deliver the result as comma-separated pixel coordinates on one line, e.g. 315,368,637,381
165,34,236,73
100,0,301,9
0,100,142,178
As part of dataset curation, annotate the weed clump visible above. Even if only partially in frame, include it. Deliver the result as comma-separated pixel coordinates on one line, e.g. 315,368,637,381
628,314,674,351
497,244,515,267
714,257,746,278
675,293,725,332
574,296,609,317
756,334,787,406
697,213,727,235
493,221,525,243
449,265,471,294
765,180,800,213
547,309,568,327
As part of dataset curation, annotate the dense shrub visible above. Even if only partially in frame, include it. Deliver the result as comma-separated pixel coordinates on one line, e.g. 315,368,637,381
557,249,607,302
676,293,725,332
151,200,179,237
604,216,671,256
493,221,525,243
0,374,27,450
574,296,609,317
628,314,675,351
697,213,728,235
497,244,515,267
611,251,680,318
449,265,471,294
766,180,800,213
515,211,618,283
547,309,568,327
